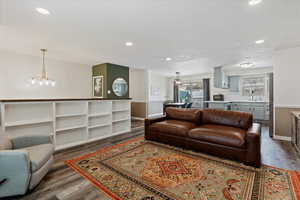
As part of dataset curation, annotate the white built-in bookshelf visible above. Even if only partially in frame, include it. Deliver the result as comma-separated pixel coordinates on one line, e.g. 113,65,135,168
0,99,131,151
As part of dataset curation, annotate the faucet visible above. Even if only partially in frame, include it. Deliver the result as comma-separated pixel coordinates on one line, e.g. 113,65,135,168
250,89,255,101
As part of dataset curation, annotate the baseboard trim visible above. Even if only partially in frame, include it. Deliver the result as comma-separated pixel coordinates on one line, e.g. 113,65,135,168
273,135,292,141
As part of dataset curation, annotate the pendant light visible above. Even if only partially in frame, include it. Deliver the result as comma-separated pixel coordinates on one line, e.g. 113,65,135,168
174,72,182,85
30,49,56,86
240,57,255,68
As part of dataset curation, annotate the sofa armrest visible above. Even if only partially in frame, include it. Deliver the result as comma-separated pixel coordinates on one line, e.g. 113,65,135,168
11,135,52,149
0,150,31,197
144,116,167,140
245,123,261,167
145,116,167,127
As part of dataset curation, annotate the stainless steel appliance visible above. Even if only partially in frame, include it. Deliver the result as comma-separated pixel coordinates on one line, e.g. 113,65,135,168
213,94,224,101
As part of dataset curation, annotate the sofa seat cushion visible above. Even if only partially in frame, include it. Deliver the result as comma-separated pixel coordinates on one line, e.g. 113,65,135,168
150,120,197,137
21,144,54,172
188,124,247,148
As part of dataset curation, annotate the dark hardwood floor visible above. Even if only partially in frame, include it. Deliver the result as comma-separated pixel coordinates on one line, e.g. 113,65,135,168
3,121,300,200
261,126,300,172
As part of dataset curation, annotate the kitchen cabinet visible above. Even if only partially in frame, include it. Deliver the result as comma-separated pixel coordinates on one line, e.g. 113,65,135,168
230,102,268,120
206,101,269,120
229,76,240,92
207,102,230,110
214,66,229,89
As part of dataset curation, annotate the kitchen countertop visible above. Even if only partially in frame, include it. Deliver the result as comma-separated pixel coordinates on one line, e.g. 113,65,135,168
0,98,132,102
204,101,232,103
204,100,269,103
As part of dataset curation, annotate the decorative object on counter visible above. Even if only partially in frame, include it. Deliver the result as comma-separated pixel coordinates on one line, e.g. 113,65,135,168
29,49,56,87
112,77,128,97
93,76,104,97
92,63,129,98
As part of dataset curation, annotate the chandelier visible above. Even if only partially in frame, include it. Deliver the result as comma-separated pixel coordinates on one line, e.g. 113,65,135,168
30,49,56,86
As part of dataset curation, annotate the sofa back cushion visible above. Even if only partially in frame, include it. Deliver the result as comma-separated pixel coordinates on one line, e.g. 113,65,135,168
0,136,12,150
166,107,201,124
202,109,253,130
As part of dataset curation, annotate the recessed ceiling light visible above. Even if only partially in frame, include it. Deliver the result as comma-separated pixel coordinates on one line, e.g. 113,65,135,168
255,40,265,44
36,8,50,15
125,42,133,46
165,57,172,61
249,0,262,6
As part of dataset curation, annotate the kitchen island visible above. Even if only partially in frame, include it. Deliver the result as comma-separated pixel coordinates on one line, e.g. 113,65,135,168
205,100,269,120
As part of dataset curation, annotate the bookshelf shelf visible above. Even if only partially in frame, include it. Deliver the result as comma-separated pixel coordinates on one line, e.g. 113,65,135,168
0,99,131,151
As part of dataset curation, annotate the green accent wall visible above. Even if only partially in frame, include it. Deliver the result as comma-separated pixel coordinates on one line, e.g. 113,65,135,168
92,63,108,97
92,63,129,98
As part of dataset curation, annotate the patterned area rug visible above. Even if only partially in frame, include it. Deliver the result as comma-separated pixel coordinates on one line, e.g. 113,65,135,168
65,137,300,200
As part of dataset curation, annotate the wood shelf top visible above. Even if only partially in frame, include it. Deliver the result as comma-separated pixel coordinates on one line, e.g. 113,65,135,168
0,98,132,102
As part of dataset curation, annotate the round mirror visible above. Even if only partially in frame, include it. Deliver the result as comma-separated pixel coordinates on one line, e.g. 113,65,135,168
112,78,128,97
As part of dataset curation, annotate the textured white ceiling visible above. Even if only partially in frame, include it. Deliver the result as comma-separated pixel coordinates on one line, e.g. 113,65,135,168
0,0,300,75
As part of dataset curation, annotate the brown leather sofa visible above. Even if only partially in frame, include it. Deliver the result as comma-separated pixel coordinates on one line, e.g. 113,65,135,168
145,107,261,167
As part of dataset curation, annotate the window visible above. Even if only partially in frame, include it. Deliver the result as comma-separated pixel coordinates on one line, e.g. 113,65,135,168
241,76,265,97
178,81,203,108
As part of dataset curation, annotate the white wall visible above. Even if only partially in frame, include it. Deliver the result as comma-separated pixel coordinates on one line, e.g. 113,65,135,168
148,71,168,116
129,69,168,117
129,68,148,102
148,71,168,102
273,47,300,107
0,50,92,99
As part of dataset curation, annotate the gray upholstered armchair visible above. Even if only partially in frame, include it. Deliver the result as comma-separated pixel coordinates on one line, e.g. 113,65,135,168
0,135,54,198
